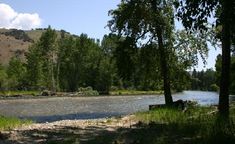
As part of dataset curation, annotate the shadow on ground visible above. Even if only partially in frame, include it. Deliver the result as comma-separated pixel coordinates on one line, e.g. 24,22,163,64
1,124,122,144
1,119,235,144
20,112,123,123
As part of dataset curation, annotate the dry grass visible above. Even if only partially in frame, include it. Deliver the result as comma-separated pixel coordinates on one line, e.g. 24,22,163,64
0,34,31,65
0,28,67,65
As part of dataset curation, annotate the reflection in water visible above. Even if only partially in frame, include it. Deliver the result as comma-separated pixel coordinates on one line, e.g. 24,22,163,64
0,91,224,122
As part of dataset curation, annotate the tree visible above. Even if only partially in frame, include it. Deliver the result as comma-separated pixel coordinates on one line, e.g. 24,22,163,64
99,34,122,92
190,69,217,91
38,26,57,91
25,43,43,90
108,0,174,105
57,33,112,93
172,30,209,91
137,44,162,90
0,64,7,90
25,26,57,91
7,57,26,90
175,0,235,116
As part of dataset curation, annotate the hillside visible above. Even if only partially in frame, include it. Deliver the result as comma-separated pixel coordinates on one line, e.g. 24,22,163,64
0,28,67,65
0,29,40,65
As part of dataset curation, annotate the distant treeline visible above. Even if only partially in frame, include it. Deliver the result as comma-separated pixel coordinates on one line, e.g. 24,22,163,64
190,69,218,91
190,54,235,94
0,27,191,94
0,27,234,94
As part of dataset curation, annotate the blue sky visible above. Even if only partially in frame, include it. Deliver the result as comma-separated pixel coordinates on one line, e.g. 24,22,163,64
0,0,220,70
0,0,120,39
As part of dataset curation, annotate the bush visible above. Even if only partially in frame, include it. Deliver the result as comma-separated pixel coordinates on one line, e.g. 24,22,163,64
210,84,219,92
110,86,119,91
3,29,33,42
77,86,99,96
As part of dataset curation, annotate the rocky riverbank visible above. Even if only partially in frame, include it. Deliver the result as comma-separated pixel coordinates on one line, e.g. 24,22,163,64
0,115,138,144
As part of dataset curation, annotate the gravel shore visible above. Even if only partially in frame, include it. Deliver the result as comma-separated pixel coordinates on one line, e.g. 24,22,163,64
0,115,137,144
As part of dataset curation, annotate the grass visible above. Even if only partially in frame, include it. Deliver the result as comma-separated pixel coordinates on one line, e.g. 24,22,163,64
1,103,234,144
83,104,235,144
0,89,162,97
0,90,39,96
0,116,32,130
125,105,235,144
110,90,163,95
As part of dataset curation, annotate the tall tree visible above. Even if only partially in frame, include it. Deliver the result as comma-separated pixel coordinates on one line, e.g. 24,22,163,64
38,26,57,91
25,26,57,91
25,43,43,89
108,0,174,105
175,0,235,116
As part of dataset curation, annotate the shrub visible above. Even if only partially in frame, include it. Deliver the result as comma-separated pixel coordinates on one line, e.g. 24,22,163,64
2,29,33,42
210,84,219,92
77,86,99,96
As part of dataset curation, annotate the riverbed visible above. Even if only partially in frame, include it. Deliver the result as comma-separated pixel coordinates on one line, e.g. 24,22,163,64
0,91,223,123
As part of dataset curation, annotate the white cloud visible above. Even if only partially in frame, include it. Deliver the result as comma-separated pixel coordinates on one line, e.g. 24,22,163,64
0,3,42,30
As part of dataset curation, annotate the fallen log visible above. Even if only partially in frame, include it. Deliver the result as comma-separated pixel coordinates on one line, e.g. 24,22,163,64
149,99,186,110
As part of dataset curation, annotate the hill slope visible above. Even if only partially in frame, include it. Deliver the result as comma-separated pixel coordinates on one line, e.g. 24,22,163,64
0,28,67,65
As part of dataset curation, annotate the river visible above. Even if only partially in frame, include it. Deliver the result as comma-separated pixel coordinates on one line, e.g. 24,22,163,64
0,91,231,123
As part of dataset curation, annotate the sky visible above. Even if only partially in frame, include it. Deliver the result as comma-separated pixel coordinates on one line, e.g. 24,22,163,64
0,0,221,71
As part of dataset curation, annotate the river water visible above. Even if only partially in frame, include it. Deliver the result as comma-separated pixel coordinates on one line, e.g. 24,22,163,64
0,91,231,123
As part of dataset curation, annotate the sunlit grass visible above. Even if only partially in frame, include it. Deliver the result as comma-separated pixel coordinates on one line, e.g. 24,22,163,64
133,106,235,144
0,116,32,130
110,90,163,95
0,91,39,96
135,106,214,123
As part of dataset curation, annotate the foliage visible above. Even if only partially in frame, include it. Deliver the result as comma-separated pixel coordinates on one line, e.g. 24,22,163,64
7,57,27,90
175,0,235,116
108,0,177,104
1,27,209,94
215,54,235,94
0,64,7,90
4,26,175,94
25,26,57,91
57,34,111,93
210,84,219,92
173,30,208,67
1,29,33,42
77,86,99,96
22,27,114,94
190,69,217,91
108,0,210,100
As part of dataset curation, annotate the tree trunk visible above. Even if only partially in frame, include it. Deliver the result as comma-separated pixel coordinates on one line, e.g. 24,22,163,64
218,0,232,117
56,57,60,92
51,52,56,92
157,30,173,105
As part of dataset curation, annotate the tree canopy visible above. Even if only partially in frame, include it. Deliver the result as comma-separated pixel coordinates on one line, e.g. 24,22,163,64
175,0,235,116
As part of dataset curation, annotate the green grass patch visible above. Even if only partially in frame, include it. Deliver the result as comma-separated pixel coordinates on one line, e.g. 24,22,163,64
131,106,235,144
0,116,32,130
110,90,162,95
85,105,235,144
0,91,39,96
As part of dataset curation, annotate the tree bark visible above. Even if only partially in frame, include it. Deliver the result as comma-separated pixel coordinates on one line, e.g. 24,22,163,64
157,30,173,105
218,0,232,117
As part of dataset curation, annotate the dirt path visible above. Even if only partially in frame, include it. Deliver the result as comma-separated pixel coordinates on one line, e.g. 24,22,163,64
0,115,138,144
